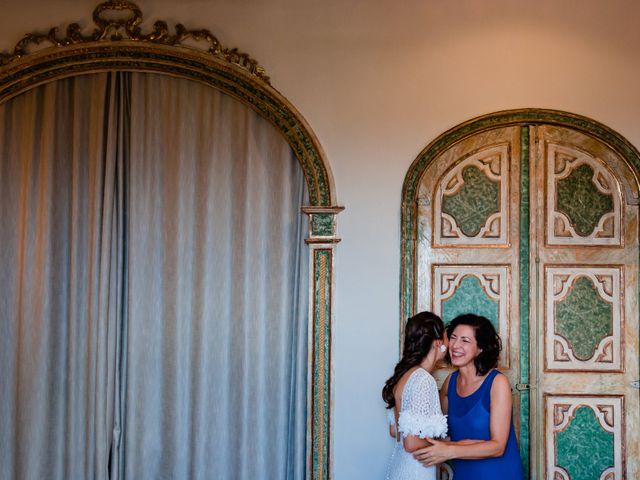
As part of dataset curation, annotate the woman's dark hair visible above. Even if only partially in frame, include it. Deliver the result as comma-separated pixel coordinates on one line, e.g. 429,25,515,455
447,313,501,376
382,311,444,409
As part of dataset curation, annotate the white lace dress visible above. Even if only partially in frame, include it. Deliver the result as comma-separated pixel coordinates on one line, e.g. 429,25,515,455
385,368,448,480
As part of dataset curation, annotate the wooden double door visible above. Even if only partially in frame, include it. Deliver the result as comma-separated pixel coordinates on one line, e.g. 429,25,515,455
414,122,639,479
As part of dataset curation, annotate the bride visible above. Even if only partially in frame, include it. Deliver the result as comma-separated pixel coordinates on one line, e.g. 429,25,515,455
382,311,449,480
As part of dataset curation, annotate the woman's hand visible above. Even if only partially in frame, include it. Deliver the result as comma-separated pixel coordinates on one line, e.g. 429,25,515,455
412,438,453,467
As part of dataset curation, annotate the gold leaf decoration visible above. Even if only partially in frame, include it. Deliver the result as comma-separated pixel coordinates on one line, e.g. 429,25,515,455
0,0,270,83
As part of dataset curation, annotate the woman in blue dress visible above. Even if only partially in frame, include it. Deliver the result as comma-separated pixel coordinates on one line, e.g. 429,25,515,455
413,314,523,479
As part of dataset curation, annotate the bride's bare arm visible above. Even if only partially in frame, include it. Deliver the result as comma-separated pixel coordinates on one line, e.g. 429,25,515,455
403,435,432,453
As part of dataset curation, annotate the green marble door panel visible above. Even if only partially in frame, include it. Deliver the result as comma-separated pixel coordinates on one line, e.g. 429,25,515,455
555,276,613,361
442,166,500,237
441,275,499,328
556,406,614,480
556,164,614,237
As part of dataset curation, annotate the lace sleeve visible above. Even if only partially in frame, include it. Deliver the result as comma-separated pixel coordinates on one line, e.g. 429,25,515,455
397,369,447,439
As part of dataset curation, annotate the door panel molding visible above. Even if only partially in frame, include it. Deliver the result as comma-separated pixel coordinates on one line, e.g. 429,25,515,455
544,266,623,372
545,143,623,246
545,394,624,480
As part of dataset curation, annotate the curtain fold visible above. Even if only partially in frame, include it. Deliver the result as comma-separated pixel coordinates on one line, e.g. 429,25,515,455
119,73,308,479
0,73,124,480
1,71,308,480
106,72,131,480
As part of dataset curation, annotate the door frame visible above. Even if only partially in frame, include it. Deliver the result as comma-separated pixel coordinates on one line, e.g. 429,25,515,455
400,108,640,476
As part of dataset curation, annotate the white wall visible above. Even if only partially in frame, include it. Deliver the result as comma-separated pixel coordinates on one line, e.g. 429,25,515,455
2,1,640,478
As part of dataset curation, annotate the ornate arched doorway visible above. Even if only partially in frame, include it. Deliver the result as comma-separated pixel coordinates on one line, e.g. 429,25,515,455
401,109,640,479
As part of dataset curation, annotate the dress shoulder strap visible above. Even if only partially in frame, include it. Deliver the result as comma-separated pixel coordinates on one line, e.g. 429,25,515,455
482,369,500,391
479,369,500,408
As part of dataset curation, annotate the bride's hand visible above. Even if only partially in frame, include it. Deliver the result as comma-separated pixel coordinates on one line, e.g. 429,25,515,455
412,438,452,467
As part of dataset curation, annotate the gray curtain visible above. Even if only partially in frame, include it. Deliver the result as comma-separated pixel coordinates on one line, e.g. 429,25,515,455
0,72,308,480
0,73,125,479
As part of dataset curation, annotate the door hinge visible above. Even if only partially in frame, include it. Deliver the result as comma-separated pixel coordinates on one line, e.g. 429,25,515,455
515,383,534,391
632,380,640,389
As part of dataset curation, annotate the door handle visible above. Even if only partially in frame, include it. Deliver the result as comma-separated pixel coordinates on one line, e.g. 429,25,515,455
632,380,639,389
515,383,535,391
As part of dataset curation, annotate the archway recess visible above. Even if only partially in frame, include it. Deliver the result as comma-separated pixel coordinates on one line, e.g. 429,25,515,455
0,3,342,479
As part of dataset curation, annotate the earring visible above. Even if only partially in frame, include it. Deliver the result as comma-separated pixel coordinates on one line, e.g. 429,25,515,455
439,344,447,353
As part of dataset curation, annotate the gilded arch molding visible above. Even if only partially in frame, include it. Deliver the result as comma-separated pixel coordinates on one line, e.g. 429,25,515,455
0,2,341,479
0,0,338,208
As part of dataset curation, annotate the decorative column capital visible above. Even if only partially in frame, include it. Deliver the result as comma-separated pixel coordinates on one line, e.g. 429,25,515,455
302,206,345,244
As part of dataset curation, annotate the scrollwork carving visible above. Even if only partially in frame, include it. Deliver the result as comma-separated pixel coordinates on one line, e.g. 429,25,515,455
546,267,622,372
0,1,270,83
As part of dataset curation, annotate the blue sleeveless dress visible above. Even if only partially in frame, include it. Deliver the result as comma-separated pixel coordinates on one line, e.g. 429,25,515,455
447,369,523,479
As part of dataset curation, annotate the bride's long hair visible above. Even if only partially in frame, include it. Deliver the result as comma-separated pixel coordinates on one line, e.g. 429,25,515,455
382,311,444,409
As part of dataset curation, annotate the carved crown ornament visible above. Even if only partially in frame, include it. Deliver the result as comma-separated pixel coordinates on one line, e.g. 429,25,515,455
0,0,270,83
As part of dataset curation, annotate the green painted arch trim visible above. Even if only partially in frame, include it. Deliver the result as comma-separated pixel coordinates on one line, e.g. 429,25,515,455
403,109,640,207
400,108,640,320
0,43,337,207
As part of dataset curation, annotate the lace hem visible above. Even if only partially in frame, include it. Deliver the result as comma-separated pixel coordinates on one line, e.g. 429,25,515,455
398,412,448,439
